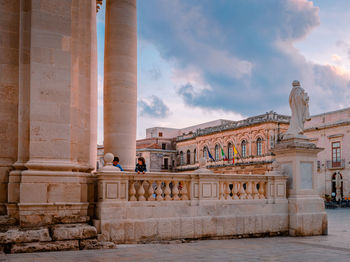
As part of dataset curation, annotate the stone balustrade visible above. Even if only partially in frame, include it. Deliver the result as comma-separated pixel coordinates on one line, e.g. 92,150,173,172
96,171,286,203
94,170,288,243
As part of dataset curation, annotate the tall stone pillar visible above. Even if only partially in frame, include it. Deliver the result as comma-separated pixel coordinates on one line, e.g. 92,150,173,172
0,0,20,215
3,0,98,226
273,137,328,236
104,0,137,171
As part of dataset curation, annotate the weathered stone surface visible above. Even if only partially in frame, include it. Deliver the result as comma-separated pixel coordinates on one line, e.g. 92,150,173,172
79,239,116,250
0,216,17,227
51,224,97,241
52,215,90,224
0,228,51,244
11,240,79,253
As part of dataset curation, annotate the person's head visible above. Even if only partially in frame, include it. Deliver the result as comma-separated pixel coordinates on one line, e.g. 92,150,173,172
113,156,120,165
137,157,145,166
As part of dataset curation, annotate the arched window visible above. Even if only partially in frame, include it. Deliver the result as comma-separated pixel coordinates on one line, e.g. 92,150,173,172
186,150,191,164
215,144,220,160
257,137,262,156
241,140,246,158
203,147,208,159
227,143,233,160
180,151,184,165
194,149,197,163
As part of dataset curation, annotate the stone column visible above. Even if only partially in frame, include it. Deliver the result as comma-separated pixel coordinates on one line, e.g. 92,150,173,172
104,0,137,171
0,0,20,215
6,0,98,227
272,137,328,236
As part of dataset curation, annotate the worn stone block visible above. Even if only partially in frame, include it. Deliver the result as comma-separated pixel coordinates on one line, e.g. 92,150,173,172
51,224,97,241
79,239,116,250
124,221,135,242
201,217,216,237
157,219,172,240
0,228,51,244
109,221,125,243
223,216,236,236
134,220,157,241
180,218,194,239
11,240,79,253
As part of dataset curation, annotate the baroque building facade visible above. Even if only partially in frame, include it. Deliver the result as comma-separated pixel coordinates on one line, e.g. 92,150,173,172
304,107,350,199
176,111,290,174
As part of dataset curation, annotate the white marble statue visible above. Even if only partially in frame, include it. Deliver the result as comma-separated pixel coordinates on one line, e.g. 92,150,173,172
286,80,311,136
335,172,342,201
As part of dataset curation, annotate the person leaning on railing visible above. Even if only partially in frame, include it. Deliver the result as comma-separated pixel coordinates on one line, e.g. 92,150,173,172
135,157,147,174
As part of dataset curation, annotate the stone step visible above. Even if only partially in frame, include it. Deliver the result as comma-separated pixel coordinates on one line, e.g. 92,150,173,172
0,228,51,245
0,223,116,253
51,224,97,241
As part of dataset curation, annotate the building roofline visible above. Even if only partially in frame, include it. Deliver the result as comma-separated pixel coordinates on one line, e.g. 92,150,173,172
136,148,177,153
310,107,350,118
176,111,290,142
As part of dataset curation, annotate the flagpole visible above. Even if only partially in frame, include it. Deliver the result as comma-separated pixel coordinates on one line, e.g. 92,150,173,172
232,141,243,159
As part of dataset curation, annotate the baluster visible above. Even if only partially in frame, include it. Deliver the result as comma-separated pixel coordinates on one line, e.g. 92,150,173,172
224,182,230,200
137,181,146,201
164,180,172,201
129,181,137,201
259,181,266,199
232,181,239,200
219,181,224,200
147,180,155,201
239,182,247,200
180,181,189,200
252,182,260,199
246,181,253,199
172,181,180,200
155,181,163,201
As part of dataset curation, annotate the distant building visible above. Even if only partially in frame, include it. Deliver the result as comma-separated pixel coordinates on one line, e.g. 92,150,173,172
175,111,290,174
136,127,177,172
304,107,350,199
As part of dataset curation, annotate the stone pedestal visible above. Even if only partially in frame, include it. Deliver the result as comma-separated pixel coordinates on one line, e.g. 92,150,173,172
272,136,328,236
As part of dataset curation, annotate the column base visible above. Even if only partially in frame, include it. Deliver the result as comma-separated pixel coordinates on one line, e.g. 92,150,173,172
288,196,328,236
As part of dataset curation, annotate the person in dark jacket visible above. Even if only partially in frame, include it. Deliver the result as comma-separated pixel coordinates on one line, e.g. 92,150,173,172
135,157,147,174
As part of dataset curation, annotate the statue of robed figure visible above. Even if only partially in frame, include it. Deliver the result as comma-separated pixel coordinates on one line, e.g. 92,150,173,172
285,80,311,137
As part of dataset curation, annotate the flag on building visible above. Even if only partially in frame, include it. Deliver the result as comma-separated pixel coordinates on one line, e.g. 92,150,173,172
207,149,215,161
233,145,238,164
221,147,228,161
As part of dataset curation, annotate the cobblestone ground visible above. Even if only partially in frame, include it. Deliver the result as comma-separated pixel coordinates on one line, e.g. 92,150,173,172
2,209,350,262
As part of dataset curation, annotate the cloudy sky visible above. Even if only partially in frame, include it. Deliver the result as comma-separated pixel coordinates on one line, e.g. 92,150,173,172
96,0,350,143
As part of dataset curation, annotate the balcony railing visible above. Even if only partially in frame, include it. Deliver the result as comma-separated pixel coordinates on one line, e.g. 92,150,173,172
326,159,345,169
176,155,273,171
97,171,287,202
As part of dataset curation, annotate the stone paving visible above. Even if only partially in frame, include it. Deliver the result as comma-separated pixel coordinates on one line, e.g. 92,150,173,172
2,209,349,262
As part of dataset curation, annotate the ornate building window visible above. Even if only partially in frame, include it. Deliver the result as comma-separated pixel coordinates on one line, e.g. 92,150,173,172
215,144,220,160
241,140,246,158
257,137,262,156
186,150,191,165
332,142,341,167
203,146,208,159
180,151,184,165
227,143,233,160
194,149,197,163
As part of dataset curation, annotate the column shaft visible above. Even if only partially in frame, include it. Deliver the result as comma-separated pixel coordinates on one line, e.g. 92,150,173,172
104,0,137,170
